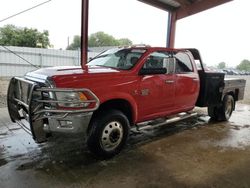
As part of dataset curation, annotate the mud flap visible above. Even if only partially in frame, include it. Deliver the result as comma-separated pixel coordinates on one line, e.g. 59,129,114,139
7,77,47,143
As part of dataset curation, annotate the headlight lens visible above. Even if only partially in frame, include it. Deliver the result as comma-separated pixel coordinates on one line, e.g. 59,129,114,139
56,92,90,108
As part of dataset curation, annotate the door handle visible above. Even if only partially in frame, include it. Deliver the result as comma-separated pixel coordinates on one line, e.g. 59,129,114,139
165,80,174,84
192,78,199,82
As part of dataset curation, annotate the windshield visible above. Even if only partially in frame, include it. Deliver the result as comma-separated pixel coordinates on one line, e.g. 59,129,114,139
88,48,146,70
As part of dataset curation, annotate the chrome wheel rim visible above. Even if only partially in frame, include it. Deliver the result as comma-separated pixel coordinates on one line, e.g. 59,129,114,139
225,97,233,119
100,121,123,152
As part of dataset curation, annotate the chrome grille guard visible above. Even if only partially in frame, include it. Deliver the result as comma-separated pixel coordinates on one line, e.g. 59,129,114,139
7,77,100,142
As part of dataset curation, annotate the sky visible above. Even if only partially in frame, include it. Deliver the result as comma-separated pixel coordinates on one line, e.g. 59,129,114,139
0,0,249,67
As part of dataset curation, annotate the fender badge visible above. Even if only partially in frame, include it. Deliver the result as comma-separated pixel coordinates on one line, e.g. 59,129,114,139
141,89,149,96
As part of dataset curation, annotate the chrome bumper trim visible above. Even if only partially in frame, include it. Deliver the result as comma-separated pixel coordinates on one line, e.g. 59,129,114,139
45,112,93,134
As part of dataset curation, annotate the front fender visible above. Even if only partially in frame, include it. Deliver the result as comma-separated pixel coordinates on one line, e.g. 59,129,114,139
98,92,139,123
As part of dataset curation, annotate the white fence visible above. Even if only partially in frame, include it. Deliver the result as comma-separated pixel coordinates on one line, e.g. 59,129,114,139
0,46,99,77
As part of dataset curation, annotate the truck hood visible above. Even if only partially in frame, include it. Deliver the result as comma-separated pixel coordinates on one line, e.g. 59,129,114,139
25,65,121,80
25,65,129,88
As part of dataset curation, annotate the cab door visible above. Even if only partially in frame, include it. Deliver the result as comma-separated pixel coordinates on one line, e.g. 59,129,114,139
174,51,200,110
137,51,176,121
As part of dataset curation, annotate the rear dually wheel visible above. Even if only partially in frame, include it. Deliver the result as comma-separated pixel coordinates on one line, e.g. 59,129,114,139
208,94,235,121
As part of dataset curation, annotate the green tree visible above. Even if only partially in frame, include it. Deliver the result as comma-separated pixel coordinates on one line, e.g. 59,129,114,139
88,31,133,47
117,38,132,46
67,32,133,49
67,35,81,50
0,25,51,48
88,31,119,47
217,62,226,69
236,59,250,71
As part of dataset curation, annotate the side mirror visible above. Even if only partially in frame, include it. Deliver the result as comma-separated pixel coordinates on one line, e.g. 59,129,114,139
139,68,167,75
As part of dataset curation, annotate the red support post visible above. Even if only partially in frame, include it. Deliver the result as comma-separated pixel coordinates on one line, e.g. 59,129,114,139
81,0,89,70
167,11,177,48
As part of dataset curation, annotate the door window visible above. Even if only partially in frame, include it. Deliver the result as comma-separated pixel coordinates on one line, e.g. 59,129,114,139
174,52,193,73
143,51,175,74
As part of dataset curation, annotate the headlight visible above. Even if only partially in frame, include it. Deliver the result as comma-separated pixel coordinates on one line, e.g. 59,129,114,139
56,92,90,108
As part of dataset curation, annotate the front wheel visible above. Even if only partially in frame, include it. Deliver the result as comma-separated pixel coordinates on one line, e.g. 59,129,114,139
87,109,130,159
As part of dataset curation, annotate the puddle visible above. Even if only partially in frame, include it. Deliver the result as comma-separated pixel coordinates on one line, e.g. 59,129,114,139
214,126,250,149
205,104,250,149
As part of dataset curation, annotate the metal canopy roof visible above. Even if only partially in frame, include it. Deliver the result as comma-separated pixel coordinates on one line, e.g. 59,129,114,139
138,0,233,47
138,0,233,20
80,0,234,67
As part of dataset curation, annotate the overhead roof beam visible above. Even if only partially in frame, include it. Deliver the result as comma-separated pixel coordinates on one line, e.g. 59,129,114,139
176,0,233,20
138,0,178,12
138,0,233,20
174,0,192,6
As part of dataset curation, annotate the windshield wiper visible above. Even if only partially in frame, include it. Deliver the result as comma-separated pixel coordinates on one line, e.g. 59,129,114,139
93,65,122,70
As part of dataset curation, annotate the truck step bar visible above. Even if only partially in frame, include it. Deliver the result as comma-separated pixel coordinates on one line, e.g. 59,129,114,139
136,111,197,131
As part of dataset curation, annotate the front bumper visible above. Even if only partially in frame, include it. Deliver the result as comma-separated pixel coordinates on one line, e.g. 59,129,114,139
45,112,93,134
7,77,99,143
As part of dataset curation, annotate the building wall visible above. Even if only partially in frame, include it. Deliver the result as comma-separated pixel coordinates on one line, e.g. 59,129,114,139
0,46,99,77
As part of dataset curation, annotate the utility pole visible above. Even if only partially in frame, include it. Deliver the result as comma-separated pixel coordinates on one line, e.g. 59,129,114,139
67,36,70,49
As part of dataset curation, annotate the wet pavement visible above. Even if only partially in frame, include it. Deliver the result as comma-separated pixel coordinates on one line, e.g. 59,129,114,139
1,104,250,188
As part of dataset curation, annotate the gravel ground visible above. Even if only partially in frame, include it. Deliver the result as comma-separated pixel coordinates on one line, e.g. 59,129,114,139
0,76,249,108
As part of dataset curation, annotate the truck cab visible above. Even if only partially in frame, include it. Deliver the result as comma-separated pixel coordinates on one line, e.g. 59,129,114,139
7,47,246,158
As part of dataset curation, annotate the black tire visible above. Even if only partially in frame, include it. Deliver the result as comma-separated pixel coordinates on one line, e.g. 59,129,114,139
87,109,130,159
208,105,218,120
208,95,234,121
219,94,235,121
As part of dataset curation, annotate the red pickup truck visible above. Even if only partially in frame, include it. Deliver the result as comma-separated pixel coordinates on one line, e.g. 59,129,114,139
7,47,246,158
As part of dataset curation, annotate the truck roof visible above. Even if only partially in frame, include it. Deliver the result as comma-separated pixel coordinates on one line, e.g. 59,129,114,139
113,46,194,54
